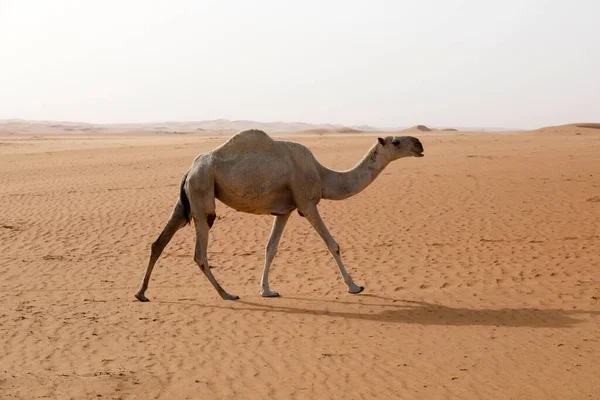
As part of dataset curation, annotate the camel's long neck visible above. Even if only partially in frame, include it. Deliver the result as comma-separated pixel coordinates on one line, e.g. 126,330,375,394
318,144,390,200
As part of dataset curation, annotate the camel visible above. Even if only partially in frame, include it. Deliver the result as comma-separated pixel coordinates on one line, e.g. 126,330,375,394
135,129,424,301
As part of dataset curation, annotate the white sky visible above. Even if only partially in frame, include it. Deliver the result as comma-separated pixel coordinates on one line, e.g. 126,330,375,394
1,0,598,129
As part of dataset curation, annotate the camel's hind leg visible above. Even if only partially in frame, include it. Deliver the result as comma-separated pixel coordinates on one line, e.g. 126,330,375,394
185,168,237,300
260,213,291,297
135,201,188,302
192,214,239,300
301,204,364,294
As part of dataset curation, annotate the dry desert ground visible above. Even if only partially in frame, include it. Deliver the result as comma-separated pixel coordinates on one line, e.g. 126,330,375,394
0,124,599,399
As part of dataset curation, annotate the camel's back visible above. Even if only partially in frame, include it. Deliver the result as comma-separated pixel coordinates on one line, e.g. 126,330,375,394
211,129,317,170
213,129,276,156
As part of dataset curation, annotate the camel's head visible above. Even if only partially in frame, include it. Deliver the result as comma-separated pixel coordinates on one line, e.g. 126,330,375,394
377,136,424,160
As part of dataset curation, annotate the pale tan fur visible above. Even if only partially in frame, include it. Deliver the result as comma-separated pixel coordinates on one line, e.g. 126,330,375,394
135,129,424,301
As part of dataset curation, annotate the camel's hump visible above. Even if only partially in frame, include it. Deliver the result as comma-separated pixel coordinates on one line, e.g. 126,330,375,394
216,129,275,153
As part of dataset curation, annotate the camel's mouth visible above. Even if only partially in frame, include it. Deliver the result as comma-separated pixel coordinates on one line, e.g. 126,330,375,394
414,150,424,157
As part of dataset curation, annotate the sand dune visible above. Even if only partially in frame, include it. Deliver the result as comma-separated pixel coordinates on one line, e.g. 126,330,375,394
294,128,333,135
295,127,366,135
402,124,433,133
333,127,364,134
532,122,600,134
0,119,520,136
0,126,599,399
574,123,600,129
0,119,367,135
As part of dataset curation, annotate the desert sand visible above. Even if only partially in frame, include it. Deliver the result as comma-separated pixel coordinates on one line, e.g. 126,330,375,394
0,124,599,399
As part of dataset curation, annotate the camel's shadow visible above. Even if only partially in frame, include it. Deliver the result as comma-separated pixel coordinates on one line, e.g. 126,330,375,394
164,294,599,329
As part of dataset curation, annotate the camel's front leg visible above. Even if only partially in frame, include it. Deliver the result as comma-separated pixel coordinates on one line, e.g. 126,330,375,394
302,205,364,294
260,213,291,297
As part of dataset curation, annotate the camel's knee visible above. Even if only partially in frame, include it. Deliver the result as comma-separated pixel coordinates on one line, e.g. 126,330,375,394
265,251,277,263
326,241,340,255
194,257,206,271
265,241,278,262
193,253,208,271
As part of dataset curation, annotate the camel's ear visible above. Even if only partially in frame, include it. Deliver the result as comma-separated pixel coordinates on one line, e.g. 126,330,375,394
377,137,385,146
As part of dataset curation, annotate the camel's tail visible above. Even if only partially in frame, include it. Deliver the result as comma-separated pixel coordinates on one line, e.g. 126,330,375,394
180,171,191,224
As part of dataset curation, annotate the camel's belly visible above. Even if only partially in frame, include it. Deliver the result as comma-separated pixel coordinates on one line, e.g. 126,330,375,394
215,182,297,215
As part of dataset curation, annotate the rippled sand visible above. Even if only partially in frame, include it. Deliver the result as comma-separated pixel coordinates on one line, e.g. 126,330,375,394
1,126,598,399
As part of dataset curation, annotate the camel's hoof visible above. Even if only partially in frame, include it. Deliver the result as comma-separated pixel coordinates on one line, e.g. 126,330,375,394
260,289,280,298
222,293,240,300
135,293,150,302
348,286,365,294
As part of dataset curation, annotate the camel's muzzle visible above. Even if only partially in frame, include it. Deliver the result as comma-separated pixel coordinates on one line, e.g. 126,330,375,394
412,139,424,157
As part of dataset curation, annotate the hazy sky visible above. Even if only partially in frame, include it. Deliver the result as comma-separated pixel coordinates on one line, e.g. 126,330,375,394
1,0,598,129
